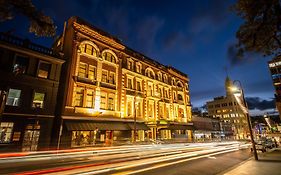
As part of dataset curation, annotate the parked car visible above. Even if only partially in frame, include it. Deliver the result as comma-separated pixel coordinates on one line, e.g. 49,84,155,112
251,141,266,153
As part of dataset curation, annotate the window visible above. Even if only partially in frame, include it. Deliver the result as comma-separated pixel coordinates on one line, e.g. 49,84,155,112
159,88,163,97
173,92,177,101
108,93,115,110
163,75,168,83
158,73,162,81
148,84,153,96
136,81,141,91
148,102,154,118
136,64,141,73
88,65,96,80
166,106,170,119
127,60,132,70
75,87,84,107
78,62,87,78
13,55,29,75
136,102,142,118
81,44,97,57
102,70,108,83
109,72,115,84
6,89,21,106
0,122,14,143
86,89,94,108
32,92,45,108
37,61,51,79
127,101,132,116
104,52,116,63
127,78,133,89
100,92,106,109
165,89,169,98
178,94,183,101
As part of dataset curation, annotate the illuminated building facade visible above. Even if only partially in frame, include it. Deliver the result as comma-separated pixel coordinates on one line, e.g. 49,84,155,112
206,77,248,139
0,33,64,152
53,17,192,148
268,56,281,120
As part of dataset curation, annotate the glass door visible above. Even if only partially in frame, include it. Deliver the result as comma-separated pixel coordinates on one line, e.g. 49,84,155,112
22,124,40,151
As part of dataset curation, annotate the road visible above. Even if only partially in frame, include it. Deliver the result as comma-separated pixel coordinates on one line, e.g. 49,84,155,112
0,141,252,175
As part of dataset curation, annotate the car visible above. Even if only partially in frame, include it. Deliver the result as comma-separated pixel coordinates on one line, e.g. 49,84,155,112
250,140,266,153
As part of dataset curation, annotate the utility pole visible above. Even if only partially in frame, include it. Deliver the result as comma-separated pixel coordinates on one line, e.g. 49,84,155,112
233,80,258,160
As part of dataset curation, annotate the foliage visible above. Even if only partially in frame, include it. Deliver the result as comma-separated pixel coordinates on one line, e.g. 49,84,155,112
233,0,281,57
0,0,56,37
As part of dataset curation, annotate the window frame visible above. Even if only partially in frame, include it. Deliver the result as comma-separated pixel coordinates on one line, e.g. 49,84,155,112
37,60,51,79
32,91,46,109
6,88,21,107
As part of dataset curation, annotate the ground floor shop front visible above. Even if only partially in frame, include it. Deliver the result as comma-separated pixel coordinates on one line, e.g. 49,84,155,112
0,114,53,152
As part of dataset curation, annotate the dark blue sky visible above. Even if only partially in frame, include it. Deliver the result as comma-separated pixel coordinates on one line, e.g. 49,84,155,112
1,0,275,114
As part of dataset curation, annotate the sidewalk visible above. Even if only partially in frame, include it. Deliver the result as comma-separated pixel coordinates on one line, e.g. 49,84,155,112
222,148,281,175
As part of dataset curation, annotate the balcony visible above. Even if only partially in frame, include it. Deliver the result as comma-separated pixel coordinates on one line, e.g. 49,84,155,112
100,82,116,90
74,76,97,85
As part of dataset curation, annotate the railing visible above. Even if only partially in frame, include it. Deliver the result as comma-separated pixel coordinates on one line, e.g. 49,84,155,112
0,32,58,56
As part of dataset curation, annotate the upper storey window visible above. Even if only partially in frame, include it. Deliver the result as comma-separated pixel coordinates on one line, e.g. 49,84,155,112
13,55,29,75
136,62,142,73
127,59,133,70
103,52,116,63
80,44,97,57
163,74,168,83
146,68,155,79
157,72,162,81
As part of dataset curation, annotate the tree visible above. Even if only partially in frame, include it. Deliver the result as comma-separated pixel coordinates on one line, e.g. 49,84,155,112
233,0,281,57
0,0,56,37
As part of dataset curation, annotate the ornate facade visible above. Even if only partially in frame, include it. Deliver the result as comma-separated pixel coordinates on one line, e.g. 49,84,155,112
53,17,192,148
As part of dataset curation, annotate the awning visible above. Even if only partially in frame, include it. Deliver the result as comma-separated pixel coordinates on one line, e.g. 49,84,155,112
65,122,130,131
127,123,150,130
166,124,194,130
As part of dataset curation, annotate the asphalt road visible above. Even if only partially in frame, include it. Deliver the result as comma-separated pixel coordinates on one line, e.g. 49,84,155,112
0,142,252,175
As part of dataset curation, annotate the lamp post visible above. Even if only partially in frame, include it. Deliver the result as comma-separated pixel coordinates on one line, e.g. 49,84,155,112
232,80,258,160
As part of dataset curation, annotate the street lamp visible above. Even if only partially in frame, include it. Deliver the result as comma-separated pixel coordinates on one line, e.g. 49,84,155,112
232,80,258,160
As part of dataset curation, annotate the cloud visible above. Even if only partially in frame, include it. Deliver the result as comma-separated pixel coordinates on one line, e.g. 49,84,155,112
246,97,275,110
163,31,192,51
135,16,164,54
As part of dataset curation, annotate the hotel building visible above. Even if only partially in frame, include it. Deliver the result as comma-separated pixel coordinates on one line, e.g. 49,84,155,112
206,76,248,139
53,17,192,148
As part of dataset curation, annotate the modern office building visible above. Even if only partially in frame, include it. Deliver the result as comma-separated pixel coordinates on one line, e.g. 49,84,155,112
268,56,281,120
206,76,248,139
52,17,192,148
0,33,64,152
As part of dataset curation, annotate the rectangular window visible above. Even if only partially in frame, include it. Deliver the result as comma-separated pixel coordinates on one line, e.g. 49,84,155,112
137,81,141,91
128,78,133,89
85,44,93,55
127,61,132,70
86,89,94,108
78,62,87,78
109,72,115,84
88,65,96,80
136,64,141,73
37,61,51,79
108,93,114,110
75,87,84,107
102,70,108,83
127,101,132,116
100,92,107,109
0,122,14,143
6,89,21,106
13,55,29,75
32,92,45,108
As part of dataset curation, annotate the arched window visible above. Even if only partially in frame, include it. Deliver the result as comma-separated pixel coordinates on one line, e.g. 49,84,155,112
157,72,162,81
145,68,155,79
80,43,98,57
177,81,183,88
178,94,183,101
103,52,116,63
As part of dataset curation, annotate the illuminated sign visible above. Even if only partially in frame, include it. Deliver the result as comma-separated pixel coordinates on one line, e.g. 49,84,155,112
269,61,281,68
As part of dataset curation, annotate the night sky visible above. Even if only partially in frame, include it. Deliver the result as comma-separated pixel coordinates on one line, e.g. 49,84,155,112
1,0,276,115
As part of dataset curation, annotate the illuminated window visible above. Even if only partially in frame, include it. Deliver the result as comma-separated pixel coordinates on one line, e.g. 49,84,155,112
0,122,14,143
165,89,169,98
127,101,132,116
13,55,28,75
127,78,133,89
127,60,133,70
102,70,108,83
78,62,87,78
109,72,115,84
100,92,107,109
136,63,141,73
157,73,162,81
88,65,96,80
32,92,45,108
178,94,183,101
163,75,168,83
104,52,116,63
166,105,170,119
37,61,51,79
148,84,153,96
108,93,115,110
81,44,97,57
6,89,21,106
148,102,154,118
86,89,94,108
136,81,141,91
75,87,84,107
